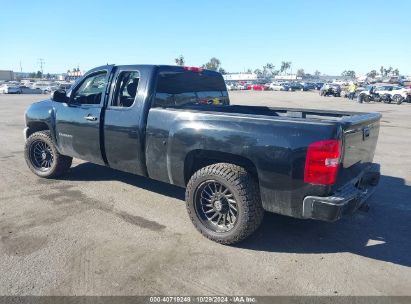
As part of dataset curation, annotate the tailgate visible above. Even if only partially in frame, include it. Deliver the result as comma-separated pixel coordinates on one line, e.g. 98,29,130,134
335,113,381,187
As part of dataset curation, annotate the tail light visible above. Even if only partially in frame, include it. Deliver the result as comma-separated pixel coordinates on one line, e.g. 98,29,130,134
304,140,341,185
184,66,203,73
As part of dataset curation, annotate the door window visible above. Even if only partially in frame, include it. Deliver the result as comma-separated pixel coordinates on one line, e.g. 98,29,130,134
111,71,140,107
72,72,107,105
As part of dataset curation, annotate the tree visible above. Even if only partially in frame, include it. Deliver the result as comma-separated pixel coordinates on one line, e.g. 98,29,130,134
280,62,286,74
296,69,305,78
393,68,399,76
366,70,377,79
314,70,321,76
201,57,221,71
46,73,51,79
36,71,42,78
384,67,393,76
254,69,262,77
29,72,36,78
280,61,291,75
380,66,384,76
246,69,252,74
341,70,356,79
263,63,275,77
174,55,185,66
218,68,227,75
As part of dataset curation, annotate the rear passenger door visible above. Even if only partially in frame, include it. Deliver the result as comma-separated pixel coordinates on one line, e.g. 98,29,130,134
103,66,147,175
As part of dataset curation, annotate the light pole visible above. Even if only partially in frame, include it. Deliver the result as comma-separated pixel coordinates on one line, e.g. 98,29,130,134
38,58,45,77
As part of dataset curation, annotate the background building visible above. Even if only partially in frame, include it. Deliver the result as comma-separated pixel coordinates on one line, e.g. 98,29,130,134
274,74,301,81
0,70,15,81
223,73,257,81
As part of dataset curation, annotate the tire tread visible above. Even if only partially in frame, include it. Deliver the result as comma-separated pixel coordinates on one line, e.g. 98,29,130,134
24,130,72,178
186,163,264,245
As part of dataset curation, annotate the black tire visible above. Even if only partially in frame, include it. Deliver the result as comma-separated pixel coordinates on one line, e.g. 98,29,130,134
382,95,391,104
393,94,404,105
363,95,370,103
186,163,264,245
24,130,72,178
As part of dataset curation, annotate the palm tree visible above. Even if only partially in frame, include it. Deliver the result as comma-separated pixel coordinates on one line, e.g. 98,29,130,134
174,55,185,66
280,61,286,74
280,61,292,75
264,63,275,76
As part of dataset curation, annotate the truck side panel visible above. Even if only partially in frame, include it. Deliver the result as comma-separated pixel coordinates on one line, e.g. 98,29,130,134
145,108,341,218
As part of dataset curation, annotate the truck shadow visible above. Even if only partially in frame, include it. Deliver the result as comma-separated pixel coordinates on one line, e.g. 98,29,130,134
239,175,411,268
65,164,410,268
64,162,185,201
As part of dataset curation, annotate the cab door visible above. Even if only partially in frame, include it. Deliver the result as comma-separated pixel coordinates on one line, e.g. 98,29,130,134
55,66,114,165
103,66,148,175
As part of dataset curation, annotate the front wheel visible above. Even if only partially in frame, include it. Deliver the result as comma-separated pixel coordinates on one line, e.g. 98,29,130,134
24,130,72,178
186,163,264,245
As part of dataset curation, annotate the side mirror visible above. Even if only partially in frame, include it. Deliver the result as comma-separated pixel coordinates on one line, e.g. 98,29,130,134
51,90,68,103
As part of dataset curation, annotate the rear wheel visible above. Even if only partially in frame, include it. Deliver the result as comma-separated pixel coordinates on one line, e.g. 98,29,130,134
363,95,371,103
24,130,72,178
186,163,264,245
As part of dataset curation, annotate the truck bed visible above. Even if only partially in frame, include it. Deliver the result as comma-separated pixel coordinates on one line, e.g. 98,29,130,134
170,104,380,124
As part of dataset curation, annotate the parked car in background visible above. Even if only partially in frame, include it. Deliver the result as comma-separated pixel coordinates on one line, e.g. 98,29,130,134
0,84,22,94
389,86,411,104
226,82,236,91
314,82,324,90
57,83,73,91
320,83,341,97
236,83,247,90
301,82,316,91
267,82,287,91
19,86,43,94
286,82,304,91
247,83,267,91
31,82,59,93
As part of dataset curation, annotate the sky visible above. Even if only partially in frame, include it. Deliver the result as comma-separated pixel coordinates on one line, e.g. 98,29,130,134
1,0,410,76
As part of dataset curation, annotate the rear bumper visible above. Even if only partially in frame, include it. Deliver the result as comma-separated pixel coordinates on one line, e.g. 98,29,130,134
302,164,380,222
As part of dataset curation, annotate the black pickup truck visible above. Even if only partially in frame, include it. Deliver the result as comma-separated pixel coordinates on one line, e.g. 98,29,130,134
24,65,381,244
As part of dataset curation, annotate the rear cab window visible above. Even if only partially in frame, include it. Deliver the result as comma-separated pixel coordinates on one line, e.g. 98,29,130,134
153,68,229,108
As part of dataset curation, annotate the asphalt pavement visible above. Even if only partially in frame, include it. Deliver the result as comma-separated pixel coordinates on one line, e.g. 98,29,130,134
0,91,410,295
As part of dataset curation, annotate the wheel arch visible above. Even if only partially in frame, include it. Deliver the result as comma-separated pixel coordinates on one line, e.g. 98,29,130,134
184,149,259,185
26,121,50,139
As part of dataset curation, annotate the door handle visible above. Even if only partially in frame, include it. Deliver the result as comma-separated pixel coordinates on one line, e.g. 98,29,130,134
84,115,97,121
